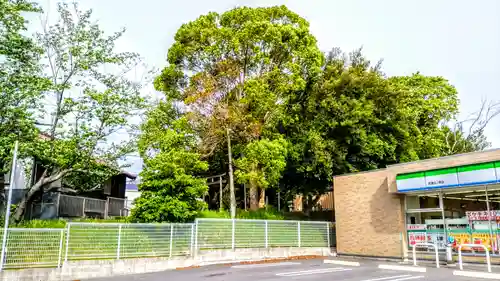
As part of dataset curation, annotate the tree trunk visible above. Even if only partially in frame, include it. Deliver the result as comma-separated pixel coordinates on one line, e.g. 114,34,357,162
259,188,265,208
226,128,236,218
249,182,259,211
12,178,43,222
12,169,69,222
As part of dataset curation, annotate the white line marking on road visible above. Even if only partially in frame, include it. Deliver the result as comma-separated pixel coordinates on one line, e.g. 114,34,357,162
276,267,352,277
231,262,301,269
378,264,427,273
324,259,361,266
361,275,411,281
390,277,423,281
453,270,500,279
362,276,424,281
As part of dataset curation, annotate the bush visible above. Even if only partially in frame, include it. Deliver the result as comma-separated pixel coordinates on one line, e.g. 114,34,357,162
13,219,67,228
198,207,285,220
10,217,130,228
197,210,232,219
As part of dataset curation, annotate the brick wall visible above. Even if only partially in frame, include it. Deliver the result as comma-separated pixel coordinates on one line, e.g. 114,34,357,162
334,169,405,257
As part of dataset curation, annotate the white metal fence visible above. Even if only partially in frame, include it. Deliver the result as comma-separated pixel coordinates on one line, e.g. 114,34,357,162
0,218,333,270
196,218,331,249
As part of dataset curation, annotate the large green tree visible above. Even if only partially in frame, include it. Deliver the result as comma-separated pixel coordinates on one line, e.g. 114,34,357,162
279,48,461,210
13,3,146,221
0,0,49,190
154,5,323,215
131,101,208,223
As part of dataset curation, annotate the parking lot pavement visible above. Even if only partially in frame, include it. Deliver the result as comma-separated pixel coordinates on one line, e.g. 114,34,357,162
88,258,491,281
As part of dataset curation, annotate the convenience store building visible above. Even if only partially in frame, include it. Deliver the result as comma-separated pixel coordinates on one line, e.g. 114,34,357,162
334,148,500,259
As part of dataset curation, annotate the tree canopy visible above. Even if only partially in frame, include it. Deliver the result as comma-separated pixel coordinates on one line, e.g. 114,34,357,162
131,101,208,223
0,0,49,176
133,6,497,220
0,2,148,221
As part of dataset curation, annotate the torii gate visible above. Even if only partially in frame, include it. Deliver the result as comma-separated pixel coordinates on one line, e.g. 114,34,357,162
205,173,226,211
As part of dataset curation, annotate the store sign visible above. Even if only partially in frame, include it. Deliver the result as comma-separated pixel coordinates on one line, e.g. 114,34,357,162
408,232,427,246
466,211,500,221
407,224,426,231
458,162,497,185
496,162,500,183
397,161,500,192
425,168,459,188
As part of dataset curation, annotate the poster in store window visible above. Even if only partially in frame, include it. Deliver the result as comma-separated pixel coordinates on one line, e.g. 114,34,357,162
448,232,472,251
427,232,446,249
471,233,496,252
466,211,500,221
408,232,426,246
407,224,427,247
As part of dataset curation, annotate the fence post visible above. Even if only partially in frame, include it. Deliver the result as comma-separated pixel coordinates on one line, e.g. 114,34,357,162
104,198,109,219
265,220,268,248
56,193,61,218
64,223,71,262
190,223,195,257
57,229,64,268
297,221,301,247
231,218,236,250
0,229,8,271
327,223,330,249
169,224,174,258
82,198,86,217
194,220,199,258
116,224,122,260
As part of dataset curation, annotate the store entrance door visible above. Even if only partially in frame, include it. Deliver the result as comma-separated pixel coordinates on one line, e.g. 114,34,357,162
405,193,448,259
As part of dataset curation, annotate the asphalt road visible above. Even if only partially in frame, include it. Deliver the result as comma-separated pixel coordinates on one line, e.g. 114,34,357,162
88,259,486,281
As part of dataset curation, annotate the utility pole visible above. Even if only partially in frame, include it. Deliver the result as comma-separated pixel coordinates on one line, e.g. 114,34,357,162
0,141,18,271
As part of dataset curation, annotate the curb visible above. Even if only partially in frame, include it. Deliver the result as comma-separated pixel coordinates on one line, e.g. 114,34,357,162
378,264,427,273
324,260,361,266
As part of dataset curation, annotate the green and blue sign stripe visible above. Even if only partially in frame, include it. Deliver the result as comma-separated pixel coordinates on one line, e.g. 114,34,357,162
397,161,500,192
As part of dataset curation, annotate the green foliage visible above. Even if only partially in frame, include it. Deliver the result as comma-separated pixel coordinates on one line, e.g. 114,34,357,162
279,48,464,204
3,217,129,228
198,208,285,220
235,138,288,189
33,2,145,177
11,2,147,221
236,208,285,220
153,5,324,214
0,0,50,173
144,7,497,216
130,101,209,223
160,4,323,146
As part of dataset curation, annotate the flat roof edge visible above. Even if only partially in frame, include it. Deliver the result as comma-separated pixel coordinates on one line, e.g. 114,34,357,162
334,148,500,179
386,148,500,169
334,167,387,179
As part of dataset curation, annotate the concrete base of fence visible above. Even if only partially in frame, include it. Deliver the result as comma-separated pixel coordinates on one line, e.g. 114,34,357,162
0,247,330,281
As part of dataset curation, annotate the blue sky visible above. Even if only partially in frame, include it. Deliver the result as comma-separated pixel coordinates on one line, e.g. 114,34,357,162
32,0,500,174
